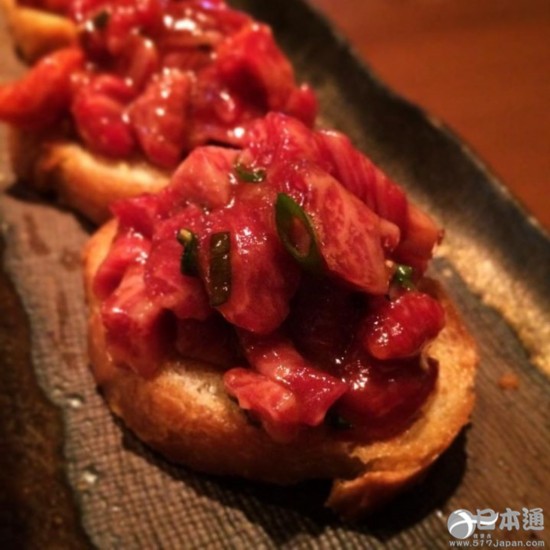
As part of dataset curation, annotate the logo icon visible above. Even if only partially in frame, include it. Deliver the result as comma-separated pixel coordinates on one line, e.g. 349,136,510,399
447,507,544,540
447,509,477,539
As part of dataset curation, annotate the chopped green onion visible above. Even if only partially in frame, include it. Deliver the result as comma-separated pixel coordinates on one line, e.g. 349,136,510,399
275,193,323,272
92,9,110,30
234,161,266,183
177,228,199,277
208,231,231,306
392,264,415,290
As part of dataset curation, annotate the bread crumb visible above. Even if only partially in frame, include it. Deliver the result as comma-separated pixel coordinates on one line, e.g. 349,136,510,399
498,373,520,390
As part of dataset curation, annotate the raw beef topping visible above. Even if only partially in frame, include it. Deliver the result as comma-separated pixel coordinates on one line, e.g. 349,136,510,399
95,113,445,442
3,1,317,167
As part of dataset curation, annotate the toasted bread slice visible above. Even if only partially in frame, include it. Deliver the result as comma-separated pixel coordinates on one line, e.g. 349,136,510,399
8,127,170,223
83,220,478,520
0,0,77,63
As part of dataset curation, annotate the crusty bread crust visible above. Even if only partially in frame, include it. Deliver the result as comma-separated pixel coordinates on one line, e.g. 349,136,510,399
0,0,77,63
8,128,170,224
84,220,478,519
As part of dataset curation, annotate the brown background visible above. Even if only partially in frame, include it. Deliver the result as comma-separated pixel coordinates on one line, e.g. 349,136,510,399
309,0,550,231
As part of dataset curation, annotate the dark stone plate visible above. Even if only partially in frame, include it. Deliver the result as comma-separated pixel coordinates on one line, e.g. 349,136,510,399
1,1,548,548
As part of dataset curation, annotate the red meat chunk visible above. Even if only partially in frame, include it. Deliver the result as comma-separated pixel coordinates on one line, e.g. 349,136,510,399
72,83,136,158
166,146,237,210
274,163,398,294
93,231,150,300
360,291,445,360
128,69,191,168
224,368,301,442
0,48,83,128
336,353,438,440
197,189,301,334
238,331,348,426
144,213,211,320
101,264,172,377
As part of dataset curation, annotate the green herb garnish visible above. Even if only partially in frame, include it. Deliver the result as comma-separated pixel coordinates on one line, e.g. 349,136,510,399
275,193,323,273
392,264,416,290
234,162,266,183
208,231,231,306
177,228,199,277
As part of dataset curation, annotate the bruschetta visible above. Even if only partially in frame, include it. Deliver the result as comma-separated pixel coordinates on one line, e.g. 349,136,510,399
0,0,317,222
83,113,478,520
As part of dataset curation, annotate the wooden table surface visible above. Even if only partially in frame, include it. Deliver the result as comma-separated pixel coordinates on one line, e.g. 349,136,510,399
309,0,550,232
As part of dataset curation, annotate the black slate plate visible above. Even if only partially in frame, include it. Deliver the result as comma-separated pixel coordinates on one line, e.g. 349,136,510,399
1,1,549,548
